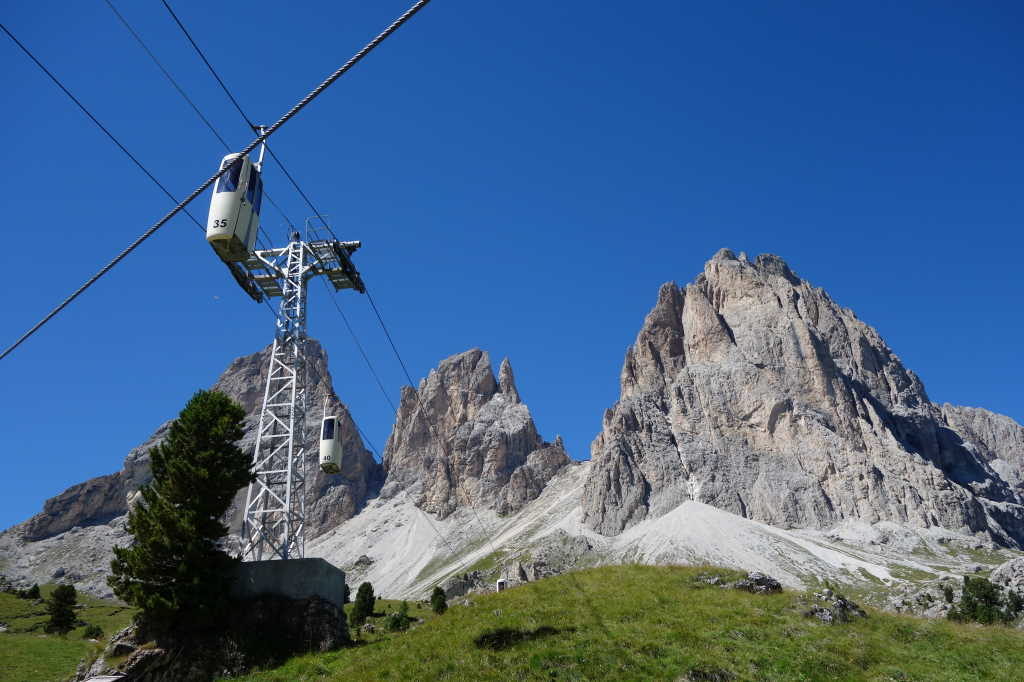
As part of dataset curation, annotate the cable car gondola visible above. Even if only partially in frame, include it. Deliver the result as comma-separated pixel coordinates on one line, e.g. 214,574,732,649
206,153,263,262
320,415,342,474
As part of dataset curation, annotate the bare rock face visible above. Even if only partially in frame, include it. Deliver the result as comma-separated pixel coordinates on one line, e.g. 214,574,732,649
989,556,1024,594
582,249,1024,546
940,404,1024,491
211,341,383,538
21,474,126,542
382,350,569,517
1,340,381,595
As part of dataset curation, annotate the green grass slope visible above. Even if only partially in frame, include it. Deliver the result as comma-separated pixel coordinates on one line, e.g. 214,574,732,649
234,565,1024,682
0,585,135,682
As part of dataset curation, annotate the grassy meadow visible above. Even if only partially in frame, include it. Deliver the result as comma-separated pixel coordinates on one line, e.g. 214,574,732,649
232,564,1024,681
0,584,135,682
7,565,1024,681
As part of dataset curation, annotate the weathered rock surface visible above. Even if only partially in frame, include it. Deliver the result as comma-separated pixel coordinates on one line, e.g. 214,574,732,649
804,592,867,625
941,404,1024,491
582,249,1024,547
1,340,381,596
732,571,783,594
382,350,570,517
989,556,1024,594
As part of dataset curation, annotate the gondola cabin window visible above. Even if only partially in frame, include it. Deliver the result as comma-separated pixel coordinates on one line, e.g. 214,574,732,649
217,157,242,193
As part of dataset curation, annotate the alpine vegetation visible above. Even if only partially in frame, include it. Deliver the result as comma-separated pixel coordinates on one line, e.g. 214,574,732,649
108,390,254,631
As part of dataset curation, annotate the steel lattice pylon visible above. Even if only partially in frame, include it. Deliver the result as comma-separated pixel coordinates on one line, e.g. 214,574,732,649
238,234,364,561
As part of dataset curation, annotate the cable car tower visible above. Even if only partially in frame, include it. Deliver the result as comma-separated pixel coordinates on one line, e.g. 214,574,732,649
242,232,364,561
204,145,365,561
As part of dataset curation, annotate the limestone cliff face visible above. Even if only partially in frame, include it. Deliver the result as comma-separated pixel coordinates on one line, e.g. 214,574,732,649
582,249,1024,545
940,404,1024,491
381,349,570,517
2,341,381,594
209,342,383,537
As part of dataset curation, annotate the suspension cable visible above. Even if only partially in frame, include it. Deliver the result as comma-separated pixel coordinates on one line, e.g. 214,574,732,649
0,21,208,232
104,0,230,149
320,279,399,415
160,0,341,243
0,0,432,362
362,288,501,557
104,0,291,251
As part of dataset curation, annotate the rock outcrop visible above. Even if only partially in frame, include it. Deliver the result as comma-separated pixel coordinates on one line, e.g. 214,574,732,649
940,404,1024,492
78,595,349,681
1,340,381,595
582,249,1024,546
382,350,570,517
989,556,1024,594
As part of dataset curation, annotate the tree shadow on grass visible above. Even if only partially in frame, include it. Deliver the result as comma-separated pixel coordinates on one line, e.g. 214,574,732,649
473,625,575,651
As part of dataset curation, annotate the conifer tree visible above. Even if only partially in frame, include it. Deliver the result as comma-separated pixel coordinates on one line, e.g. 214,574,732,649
108,390,254,630
350,582,375,626
45,584,77,634
430,585,447,615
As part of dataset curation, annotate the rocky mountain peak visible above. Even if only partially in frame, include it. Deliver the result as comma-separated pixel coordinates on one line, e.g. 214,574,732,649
498,357,521,403
583,249,1024,544
3,340,382,595
382,349,569,517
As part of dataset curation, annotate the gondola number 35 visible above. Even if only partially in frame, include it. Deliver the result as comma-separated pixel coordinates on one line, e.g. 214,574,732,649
213,219,230,227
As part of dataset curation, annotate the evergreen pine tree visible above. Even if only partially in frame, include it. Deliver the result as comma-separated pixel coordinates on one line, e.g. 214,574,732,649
45,584,77,634
342,582,350,605
108,390,254,631
350,582,375,627
430,585,447,615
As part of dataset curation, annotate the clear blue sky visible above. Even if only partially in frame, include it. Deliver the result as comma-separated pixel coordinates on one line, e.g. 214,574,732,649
1,1,1020,530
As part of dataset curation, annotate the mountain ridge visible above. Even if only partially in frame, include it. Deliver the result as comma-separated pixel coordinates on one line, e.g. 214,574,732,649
3,249,1023,603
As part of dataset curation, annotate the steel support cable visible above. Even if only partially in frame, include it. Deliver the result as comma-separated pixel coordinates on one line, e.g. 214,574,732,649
0,21,293,330
0,0,433,361
5,15,283,330
365,291,417,388
160,0,256,129
104,0,231,150
0,22,209,232
364,288,500,558
320,279,399,415
102,0,282,252
160,0,340,243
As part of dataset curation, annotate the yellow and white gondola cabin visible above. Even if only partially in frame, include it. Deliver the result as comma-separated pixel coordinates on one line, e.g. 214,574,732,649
206,153,264,262
320,415,342,474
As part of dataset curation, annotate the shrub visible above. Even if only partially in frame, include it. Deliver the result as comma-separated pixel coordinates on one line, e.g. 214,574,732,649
45,584,78,634
948,576,1021,625
942,584,954,603
22,584,40,600
387,601,411,632
431,586,447,615
83,624,103,639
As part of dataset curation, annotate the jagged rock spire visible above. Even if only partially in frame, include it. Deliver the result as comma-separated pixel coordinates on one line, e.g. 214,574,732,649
583,249,1024,546
382,349,568,517
499,357,521,403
